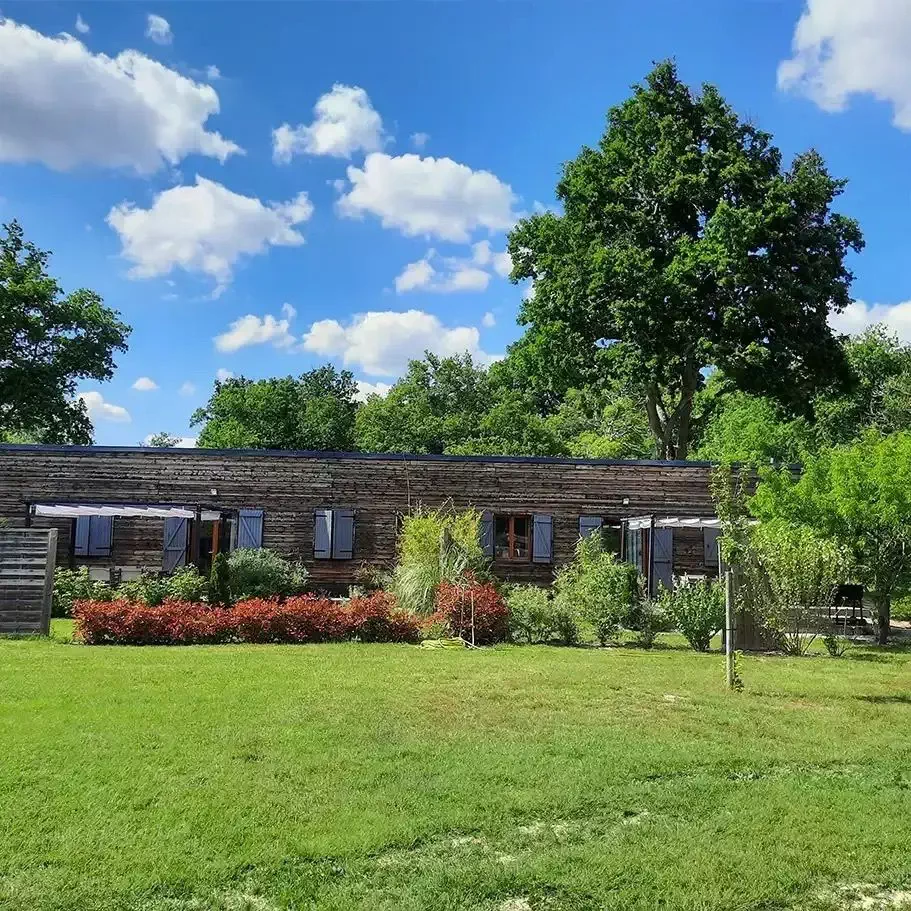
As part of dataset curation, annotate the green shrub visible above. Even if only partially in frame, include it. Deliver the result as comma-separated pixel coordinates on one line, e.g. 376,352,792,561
166,565,208,602
52,567,113,617
892,594,911,621
663,578,725,652
554,536,640,646
630,599,667,649
506,584,560,644
117,573,170,606
393,506,488,614
822,633,848,658
227,548,308,601
208,552,232,608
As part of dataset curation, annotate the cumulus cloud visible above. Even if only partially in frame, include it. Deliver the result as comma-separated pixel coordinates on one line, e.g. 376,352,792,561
145,14,173,45
78,390,131,423
74,14,89,34
301,309,498,377
482,311,496,328
410,132,429,150
216,368,234,382
354,380,392,402
272,84,385,162
0,18,239,173
336,152,519,242
132,376,158,391
394,241,512,294
829,299,911,343
107,176,313,293
179,381,197,397
778,0,911,129
214,312,296,353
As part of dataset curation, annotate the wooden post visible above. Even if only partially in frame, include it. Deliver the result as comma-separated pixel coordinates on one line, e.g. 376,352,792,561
190,506,202,568
725,568,735,689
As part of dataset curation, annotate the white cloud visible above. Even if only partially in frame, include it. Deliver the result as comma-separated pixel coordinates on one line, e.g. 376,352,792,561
74,14,90,34
410,131,429,150
281,302,296,320
354,380,392,402
206,64,221,80
778,0,911,130
393,242,512,294
301,309,498,377
482,311,496,328
179,381,197,397
214,312,296,353
0,18,239,173
336,152,519,242
216,368,234,382
144,433,197,447
829,299,911,343
107,176,313,293
132,376,158,391
145,14,173,45
78,390,131,423
272,84,385,162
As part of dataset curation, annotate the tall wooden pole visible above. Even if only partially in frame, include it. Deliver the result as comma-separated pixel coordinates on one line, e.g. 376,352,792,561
725,568,735,690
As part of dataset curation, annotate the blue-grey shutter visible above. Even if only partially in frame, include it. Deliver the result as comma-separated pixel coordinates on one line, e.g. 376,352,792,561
314,510,332,559
331,509,355,560
73,516,90,556
163,517,188,572
88,516,113,556
237,508,264,549
532,514,553,564
703,527,721,568
653,527,674,591
579,515,603,540
480,510,494,558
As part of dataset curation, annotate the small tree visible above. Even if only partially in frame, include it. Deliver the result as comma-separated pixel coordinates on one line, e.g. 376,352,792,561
750,520,849,656
752,432,911,644
663,578,725,652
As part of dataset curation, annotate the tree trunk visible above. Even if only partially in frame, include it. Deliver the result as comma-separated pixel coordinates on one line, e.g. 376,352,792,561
644,367,698,460
874,594,890,645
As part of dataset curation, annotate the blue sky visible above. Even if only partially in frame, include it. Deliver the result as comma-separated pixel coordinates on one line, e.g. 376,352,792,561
2,0,911,445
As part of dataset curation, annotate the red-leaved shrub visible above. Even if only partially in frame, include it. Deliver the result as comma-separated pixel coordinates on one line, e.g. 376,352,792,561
73,593,421,646
434,580,509,645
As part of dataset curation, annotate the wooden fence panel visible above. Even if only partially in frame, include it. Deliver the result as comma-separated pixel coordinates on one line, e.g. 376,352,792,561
0,528,56,635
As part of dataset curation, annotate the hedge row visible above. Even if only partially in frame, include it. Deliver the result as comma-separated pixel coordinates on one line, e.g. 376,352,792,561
73,592,422,645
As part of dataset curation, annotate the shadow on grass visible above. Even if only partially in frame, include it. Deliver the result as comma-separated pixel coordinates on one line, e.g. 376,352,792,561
855,694,911,705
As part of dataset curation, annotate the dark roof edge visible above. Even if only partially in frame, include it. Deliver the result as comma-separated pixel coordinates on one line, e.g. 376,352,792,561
0,443,718,469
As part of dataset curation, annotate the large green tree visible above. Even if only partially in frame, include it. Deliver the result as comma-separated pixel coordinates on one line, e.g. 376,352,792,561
0,221,130,443
353,353,490,454
508,61,863,459
191,366,359,450
752,432,911,644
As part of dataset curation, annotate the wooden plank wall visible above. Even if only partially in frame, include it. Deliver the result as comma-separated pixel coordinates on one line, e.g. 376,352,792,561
0,447,718,587
0,528,56,634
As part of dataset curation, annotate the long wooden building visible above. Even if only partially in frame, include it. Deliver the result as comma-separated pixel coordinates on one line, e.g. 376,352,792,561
0,444,722,590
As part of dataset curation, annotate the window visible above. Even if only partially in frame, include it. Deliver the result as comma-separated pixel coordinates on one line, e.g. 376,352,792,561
494,514,531,561
314,509,355,560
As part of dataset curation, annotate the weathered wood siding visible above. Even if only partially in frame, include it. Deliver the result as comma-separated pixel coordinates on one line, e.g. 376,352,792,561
0,528,56,634
0,446,718,587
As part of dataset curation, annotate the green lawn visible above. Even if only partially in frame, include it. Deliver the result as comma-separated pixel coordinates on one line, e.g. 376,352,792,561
1,627,910,911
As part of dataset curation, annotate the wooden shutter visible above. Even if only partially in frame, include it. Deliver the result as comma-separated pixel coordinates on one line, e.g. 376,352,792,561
314,510,332,559
653,527,674,591
237,508,264,549
703,527,721,568
480,510,494,558
162,517,188,572
73,516,91,557
331,509,355,560
579,515,603,540
532,514,553,564
88,516,113,556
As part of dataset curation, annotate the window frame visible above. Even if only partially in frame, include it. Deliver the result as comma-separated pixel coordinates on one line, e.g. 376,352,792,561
493,513,532,562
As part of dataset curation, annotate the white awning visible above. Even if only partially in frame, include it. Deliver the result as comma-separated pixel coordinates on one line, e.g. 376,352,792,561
625,516,722,531
34,504,223,521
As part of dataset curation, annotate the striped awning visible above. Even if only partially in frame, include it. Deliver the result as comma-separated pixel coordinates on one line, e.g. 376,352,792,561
34,504,223,521
625,516,722,531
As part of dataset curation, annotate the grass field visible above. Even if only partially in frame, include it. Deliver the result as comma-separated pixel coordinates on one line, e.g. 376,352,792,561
1,624,910,911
